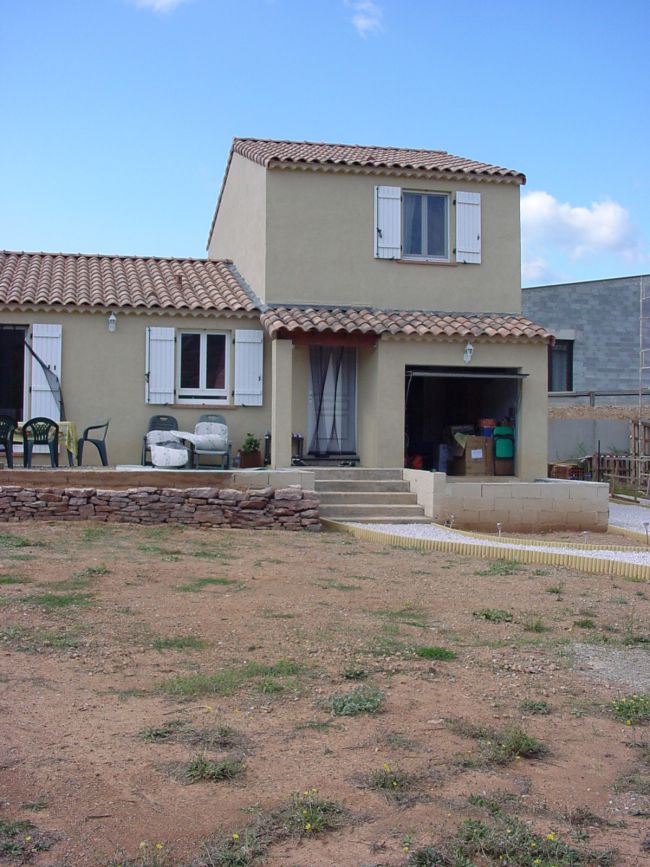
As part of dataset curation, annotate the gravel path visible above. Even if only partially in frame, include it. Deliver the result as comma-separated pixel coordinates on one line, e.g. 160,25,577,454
609,500,650,533
347,521,650,567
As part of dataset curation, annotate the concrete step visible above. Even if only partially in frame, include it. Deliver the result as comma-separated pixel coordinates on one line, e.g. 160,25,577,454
312,468,404,481
318,491,418,505
315,479,411,493
319,503,426,520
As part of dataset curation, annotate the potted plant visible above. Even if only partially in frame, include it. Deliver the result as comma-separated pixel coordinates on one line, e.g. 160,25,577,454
238,433,262,469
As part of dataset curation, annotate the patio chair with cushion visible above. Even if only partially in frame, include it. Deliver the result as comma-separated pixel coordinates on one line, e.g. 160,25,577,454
77,419,110,467
141,414,179,466
189,413,231,469
22,417,59,467
0,415,17,468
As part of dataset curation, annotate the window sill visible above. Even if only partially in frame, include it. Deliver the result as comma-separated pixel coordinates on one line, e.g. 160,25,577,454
166,403,241,411
394,258,456,267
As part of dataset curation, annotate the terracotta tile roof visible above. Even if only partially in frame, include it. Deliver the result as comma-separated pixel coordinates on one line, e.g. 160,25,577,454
0,250,259,313
260,305,552,343
233,138,525,182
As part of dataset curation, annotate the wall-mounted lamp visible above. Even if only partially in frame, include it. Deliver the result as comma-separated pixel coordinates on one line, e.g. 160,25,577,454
463,341,474,364
107,312,117,333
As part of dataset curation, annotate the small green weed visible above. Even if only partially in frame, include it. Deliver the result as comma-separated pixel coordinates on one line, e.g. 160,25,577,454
520,699,551,715
450,720,548,765
327,684,384,716
22,796,48,812
161,659,305,698
185,753,244,783
0,817,51,857
473,608,513,623
23,592,92,610
367,762,410,799
0,533,31,549
260,608,294,620
611,693,650,724
546,583,564,595
0,575,29,585
574,618,596,629
613,772,650,794
342,668,368,680
376,604,429,627
475,559,521,577
415,646,457,661
523,617,550,633
273,788,346,837
152,635,206,651
467,790,520,815
174,577,239,592
140,720,189,742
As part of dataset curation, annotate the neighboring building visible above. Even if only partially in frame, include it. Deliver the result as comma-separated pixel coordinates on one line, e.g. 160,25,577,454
0,139,551,476
522,274,650,407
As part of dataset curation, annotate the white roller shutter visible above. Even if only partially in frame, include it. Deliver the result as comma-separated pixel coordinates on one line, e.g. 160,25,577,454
30,323,62,420
145,327,175,404
374,185,401,259
456,191,481,264
234,329,264,406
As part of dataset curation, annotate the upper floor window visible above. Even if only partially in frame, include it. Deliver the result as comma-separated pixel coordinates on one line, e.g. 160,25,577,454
548,339,573,392
403,192,449,260
374,185,480,264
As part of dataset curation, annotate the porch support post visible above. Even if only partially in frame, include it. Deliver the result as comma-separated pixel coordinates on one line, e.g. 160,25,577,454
271,338,293,467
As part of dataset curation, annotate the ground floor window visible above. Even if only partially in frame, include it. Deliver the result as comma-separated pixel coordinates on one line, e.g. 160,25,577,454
177,331,229,402
548,339,573,392
0,325,27,419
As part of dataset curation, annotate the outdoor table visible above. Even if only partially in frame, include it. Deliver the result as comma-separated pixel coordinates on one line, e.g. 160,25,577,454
14,421,78,467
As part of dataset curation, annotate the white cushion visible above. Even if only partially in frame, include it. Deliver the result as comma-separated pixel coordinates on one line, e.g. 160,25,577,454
147,429,181,447
150,442,188,468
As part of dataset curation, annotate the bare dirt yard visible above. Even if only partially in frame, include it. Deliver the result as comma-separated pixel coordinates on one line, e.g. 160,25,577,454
1,521,649,866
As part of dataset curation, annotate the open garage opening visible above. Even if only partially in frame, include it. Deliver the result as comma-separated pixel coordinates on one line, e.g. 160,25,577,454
404,366,523,475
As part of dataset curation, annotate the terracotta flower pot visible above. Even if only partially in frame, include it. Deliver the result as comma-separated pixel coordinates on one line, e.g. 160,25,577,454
239,449,262,469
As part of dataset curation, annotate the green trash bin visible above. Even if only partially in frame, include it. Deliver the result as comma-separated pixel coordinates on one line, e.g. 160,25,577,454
493,425,515,459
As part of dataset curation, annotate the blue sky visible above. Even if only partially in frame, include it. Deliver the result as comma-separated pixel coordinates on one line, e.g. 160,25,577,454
1,0,649,286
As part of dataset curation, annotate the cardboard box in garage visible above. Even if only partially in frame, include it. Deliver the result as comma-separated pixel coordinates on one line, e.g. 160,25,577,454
451,436,494,476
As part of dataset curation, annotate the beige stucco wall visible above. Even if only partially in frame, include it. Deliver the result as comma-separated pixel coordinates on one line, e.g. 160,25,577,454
356,337,548,478
208,153,267,298
1,309,272,466
263,168,522,312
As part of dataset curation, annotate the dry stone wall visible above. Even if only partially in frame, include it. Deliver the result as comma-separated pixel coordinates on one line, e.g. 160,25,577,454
0,484,320,530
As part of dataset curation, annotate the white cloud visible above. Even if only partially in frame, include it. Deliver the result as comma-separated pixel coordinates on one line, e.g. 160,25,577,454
346,0,383,37
521,255,558,285
132,0,190,13
521,190,642,261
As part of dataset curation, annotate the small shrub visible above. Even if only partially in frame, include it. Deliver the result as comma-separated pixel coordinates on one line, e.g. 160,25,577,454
185,753,244,783
523,617,550,633
481,727,548,764
277,788,346,837
139,720,189,742
415,646,457,661
473,608,513,623
328,684,384,716
611,693,650,724
342,668,368,680
0,818,51,857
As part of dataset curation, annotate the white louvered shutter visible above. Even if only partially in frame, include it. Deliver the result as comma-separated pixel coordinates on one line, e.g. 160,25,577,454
374,185,401,259
145,327,175,404
30,323,62,420
234,329,264,406
456,191,481,264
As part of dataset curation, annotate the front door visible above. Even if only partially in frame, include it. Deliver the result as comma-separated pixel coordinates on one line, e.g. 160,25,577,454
307,346,357,455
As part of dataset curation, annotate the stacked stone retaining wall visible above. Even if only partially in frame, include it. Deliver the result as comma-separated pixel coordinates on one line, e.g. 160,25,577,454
0,485,320,530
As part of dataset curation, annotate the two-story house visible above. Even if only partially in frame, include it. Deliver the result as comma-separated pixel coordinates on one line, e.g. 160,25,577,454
0,138,551,476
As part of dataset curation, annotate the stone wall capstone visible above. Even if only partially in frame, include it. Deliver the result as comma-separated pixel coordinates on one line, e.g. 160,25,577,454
0,484,320,530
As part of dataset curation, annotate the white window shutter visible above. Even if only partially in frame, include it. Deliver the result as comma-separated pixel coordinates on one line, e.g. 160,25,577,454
30,323,62,420
145,327,175,404
456,191,481,264
374,185,401,259
234,329,264,406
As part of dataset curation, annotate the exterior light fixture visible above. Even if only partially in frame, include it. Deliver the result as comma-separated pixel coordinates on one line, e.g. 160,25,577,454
463,341,474,364
108,312,117,333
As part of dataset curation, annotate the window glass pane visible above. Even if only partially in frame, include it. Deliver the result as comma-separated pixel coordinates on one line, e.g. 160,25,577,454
180,333,201,389
206,334,226,390
0,326,26,419
426,195,447,257
549,342,572,391
403,193,422,256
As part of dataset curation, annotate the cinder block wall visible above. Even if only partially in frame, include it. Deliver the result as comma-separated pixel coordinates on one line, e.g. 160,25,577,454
404,470,609,532
523,275,645,395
